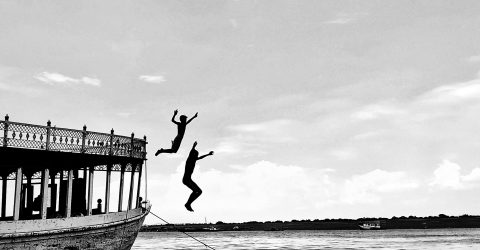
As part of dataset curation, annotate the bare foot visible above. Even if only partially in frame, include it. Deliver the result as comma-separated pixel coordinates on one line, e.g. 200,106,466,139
185,203,194,212
155,149,163,156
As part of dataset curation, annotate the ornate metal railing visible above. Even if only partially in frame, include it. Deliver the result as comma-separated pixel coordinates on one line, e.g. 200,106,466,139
0,115,146,160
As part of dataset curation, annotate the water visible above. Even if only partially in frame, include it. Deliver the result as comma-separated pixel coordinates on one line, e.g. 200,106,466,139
132,228,480,249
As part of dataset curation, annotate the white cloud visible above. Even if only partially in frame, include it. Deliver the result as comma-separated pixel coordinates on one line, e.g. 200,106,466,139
139,75,166,84
0,66,43,96
430,160,480,190
34,72,101,87
417,79,480,105
352,103,405,120
149,160,336,222
145,160,418,223
324,13,367,24
228,119,296,142
466,55,480,63
116,112,133,118
217,119,299,156
340,169,419,204
229,18,238,29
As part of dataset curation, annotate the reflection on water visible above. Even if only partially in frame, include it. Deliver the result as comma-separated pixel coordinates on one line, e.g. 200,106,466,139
132,228,480,249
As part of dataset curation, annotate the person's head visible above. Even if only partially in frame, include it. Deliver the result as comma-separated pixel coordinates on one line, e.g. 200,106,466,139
180,115,187,123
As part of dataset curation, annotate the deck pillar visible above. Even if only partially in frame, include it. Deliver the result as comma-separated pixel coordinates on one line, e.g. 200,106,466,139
40,169,49,219
87,166,94,216
13,167,22,221
50,171,57,214
118,164,125,212
136,164,143,208
66,169,73,218
1,174,7,218
128,167,135,210
105,164,111,213
26,174,33,217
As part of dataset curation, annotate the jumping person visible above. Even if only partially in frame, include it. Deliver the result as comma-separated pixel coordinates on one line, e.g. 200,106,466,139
183,141,214,212
155,109,198,156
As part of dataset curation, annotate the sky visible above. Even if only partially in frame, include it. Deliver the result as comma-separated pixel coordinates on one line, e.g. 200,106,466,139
2,0,480,225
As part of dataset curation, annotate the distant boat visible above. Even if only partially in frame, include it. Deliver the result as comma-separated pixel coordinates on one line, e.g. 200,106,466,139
359,221,382,230
202,226,218,231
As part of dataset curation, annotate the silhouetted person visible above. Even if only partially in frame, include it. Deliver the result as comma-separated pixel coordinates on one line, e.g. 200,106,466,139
155,109,198,156
183,141,214,212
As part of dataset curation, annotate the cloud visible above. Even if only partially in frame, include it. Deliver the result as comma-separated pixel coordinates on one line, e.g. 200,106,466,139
340,169,419,204
0,66,43,96
324,13,367,24
145,160,419,223
352,103,405,120
229,18,238,29
149,160,336,222
417,79,480,105
139,75,166,84
34,72,101,87
430,160,480,190
228,119,296,142
466,55,480,63
215,119,299,156
116,112,133,118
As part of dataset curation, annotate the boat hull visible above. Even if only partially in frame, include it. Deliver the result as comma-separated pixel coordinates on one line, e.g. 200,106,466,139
0,207,149,250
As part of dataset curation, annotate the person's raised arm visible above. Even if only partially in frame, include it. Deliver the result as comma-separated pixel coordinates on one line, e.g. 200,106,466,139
197,151,214,160
187,112,198,124
171,109,179,124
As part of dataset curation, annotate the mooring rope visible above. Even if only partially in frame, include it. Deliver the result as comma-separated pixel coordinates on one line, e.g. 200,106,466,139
149,211,216,250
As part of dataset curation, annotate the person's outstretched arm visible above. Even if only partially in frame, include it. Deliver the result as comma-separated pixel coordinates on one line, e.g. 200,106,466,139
198,151,214,160
171,109,179,124
187,112,198,124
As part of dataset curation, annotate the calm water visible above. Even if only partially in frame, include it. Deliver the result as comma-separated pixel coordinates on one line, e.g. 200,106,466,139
132,228,480,249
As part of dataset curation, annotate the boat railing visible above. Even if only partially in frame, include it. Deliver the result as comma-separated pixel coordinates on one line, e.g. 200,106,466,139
0,115,146,160
0,114,148,222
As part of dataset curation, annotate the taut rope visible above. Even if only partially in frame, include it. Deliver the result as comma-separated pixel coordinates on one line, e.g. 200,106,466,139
149,211,216,250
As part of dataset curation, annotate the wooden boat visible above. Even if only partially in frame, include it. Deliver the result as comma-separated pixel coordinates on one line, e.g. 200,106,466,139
0,115,150,249
358,220,383,230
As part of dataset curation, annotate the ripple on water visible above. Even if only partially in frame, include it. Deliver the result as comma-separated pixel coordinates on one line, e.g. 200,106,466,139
132,228,480,250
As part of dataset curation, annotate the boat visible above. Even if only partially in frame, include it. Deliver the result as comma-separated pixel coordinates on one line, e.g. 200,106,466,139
202,226,218,231
358,220,383,230
0,115,150,249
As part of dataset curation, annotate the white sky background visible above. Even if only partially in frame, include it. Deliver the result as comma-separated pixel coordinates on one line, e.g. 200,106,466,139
2,1,480,224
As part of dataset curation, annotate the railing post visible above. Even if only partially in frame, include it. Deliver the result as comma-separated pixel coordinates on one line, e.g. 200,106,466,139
110,128,114,156
136,163,143,208
46,120,51,151
13,167,22,221
1,174,7,218
66,169,73,218
144,136,148,204
128,166,135,210
130,132,134,158
81,125,87,153
40,169,49,219
118,164,125,212
105,129,114,214
87,166,94,216
136,135,146,208
3,114,9,147
105,164,111,214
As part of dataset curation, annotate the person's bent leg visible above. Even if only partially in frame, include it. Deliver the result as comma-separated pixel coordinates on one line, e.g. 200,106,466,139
184,180,202,212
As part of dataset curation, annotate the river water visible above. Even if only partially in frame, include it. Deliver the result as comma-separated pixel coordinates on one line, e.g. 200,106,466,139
132,228,480,249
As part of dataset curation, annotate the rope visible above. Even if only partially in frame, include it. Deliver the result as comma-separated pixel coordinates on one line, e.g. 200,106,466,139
149,211,216,250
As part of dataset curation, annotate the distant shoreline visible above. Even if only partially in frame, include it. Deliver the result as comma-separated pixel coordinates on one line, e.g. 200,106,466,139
141,214,480,232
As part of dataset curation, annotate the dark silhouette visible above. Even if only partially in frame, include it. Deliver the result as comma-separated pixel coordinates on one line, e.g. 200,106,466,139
155,109,197,156
183,141,214,212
